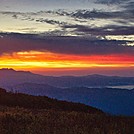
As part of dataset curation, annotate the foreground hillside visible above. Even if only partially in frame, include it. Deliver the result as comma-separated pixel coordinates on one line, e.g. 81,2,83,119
0,106,134,134
0,88,134,134
0,88,102,114
13,83,134,115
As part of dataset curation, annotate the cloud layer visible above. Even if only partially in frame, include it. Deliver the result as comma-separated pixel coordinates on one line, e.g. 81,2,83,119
0,33,133,56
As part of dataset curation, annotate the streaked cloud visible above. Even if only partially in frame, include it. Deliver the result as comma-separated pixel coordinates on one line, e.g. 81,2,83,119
96,0,129,4
0,33,133,56
0,0,133,76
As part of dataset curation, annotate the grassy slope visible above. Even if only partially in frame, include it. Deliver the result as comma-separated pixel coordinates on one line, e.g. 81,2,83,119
0,106,134,134
0,88,134,134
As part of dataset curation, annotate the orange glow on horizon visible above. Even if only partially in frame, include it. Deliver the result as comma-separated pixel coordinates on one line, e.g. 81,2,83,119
0,51,134,72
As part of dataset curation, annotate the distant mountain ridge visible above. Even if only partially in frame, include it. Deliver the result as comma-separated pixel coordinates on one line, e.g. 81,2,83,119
0,68,134,115
0,68,134,89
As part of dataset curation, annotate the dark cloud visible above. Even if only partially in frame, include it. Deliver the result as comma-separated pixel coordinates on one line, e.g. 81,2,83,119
44,10,70,16
121,1,134,11
62,24,134,36
1,9,133,27
40,30,68,36
1,11,24,16
96,0,134,16
0,33,133,56
70,9,134,20
17,28,37,32
12,14,18,19
35,18,66,25
1,11,67,26
96,0,128,4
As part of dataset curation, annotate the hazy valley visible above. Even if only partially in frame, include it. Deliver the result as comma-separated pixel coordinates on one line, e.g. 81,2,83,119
0,68,134,116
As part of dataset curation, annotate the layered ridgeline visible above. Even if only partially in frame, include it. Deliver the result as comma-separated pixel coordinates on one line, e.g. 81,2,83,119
0,68,134,115
0,68,134,88
0,88,134,134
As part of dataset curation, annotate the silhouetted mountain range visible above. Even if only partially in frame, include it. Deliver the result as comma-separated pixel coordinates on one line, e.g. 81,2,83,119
0,68,134,115
0,68,134,89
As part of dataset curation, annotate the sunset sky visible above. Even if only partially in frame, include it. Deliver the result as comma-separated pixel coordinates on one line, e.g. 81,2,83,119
0,0,134,76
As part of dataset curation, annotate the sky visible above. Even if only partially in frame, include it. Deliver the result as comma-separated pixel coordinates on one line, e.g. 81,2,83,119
0,0,115,12
0,0,134,76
